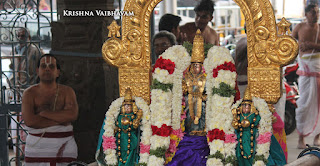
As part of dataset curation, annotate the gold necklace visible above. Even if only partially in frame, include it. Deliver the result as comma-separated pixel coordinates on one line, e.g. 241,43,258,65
237,110,259,159
240,112,253,128
116,112,136,164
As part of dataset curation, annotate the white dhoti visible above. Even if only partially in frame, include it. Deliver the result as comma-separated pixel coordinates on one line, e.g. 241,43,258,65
24,125,78,166
296,53,320,137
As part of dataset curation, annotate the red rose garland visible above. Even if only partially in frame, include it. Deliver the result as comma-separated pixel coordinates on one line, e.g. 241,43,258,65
207,129,226,142
152,57,176,74
151,124,173,137
212,61,236,78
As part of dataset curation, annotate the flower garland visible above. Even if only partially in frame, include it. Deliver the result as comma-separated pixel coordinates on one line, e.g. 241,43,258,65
149,45,190,165
102,97,123,165
252,97,273,166
135,97,152,164
102,96,151,165
203,46,237,166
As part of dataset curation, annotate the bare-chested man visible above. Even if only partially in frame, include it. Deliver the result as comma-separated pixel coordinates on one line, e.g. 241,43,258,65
292,4,320,149
22,54,78,165
179,0,219,45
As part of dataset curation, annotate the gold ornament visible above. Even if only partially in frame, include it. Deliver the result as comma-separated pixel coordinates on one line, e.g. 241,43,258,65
121,117,130,126
241,119,251,128
123,88,134,105
243,87,252,102
107,20,121,38
191,29,205,63
232,120,239,130
277,17,292,35
194,117,199,125
133,109,143,129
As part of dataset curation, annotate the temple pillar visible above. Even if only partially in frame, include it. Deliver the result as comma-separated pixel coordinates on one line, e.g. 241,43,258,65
51,0,118,163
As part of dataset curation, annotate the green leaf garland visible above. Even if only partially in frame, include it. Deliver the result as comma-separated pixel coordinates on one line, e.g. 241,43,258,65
208,151,224,160
151,79,173,92
212,82,236,97
253,154,268,164
149,146,167,159
224,155,237,165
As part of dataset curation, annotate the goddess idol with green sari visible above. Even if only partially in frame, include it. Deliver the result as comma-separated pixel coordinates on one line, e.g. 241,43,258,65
96,88,151,166
232,89,287,166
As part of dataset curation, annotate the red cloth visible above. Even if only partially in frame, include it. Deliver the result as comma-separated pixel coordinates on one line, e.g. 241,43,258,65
30,131,74,138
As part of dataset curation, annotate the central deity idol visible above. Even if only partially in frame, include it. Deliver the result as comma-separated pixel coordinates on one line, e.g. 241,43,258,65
182,31,207,136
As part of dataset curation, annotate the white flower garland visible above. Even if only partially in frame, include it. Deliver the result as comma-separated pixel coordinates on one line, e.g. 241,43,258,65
135,97,152,164
165,46,191,130
102,96,151,165
103,97,123,165
207,158,224,166
150,89,172,127
204,46,237,165
252,97,272,166
149,45,190,165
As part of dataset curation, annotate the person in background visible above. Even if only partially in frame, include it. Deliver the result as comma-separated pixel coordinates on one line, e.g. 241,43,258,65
292,4,320,149
151,31,177,64
10,28,43,86
9,28,43,154
159,13,185,44
22,54,78,165
179,0,219,45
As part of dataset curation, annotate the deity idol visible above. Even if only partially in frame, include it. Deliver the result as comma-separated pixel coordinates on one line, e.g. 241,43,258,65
115,89,142,165
232,89,261,165
182,38,207,136
232,88,287,166
167,30,209,166
96,88,151,166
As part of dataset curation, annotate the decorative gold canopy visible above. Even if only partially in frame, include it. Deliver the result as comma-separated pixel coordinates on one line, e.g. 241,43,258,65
102,0,298,105
191,29,205,63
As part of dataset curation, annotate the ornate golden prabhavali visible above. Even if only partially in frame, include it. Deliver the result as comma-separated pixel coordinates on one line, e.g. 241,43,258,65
102,0,298,105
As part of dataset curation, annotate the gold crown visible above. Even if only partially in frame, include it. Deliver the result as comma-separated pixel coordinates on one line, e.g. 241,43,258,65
243,87,252,102
123,88,133,104
191,29,205,63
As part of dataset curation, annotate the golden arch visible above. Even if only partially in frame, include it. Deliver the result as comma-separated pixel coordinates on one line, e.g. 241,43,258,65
102,0,298,105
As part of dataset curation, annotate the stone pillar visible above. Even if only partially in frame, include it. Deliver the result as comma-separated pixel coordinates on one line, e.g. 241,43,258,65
51,0,118,163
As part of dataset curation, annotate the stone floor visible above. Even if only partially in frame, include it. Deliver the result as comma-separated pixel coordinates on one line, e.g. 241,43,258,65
286,129,319,164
